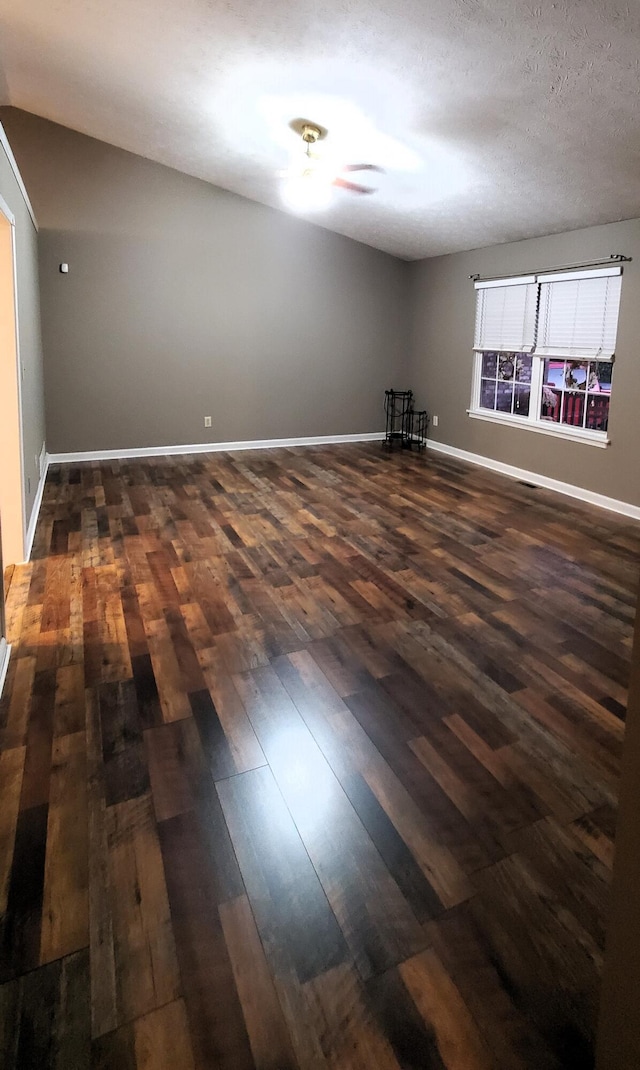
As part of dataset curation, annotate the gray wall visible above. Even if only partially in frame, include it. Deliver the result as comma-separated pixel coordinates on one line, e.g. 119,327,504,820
0,108,409,455
408,221,640,508
0,127,45,532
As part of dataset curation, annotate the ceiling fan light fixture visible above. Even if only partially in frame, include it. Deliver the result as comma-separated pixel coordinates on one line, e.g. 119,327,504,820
280,116,381,210
281,122,336,211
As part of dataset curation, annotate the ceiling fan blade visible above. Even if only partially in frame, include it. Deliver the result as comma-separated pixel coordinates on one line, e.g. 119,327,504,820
342,164,385,173
333,177,375,194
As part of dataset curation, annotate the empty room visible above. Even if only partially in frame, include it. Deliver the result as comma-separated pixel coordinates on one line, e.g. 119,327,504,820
1,2,639,1067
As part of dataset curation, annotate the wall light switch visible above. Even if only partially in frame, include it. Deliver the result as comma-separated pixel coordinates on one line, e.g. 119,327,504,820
204,416,212,428
59,263,69,273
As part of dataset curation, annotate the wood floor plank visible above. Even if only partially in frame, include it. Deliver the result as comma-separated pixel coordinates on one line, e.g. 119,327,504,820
53,662,86,738
106,793,181,1028
40,730,89,964
570,805,617,870
96,570,133,683
86,687,118,1038
399,947,493,1069
130,652,163,730
3,562,33,642
365,964,448,1070
188,678,266,782
144,717,204,822
91,1021,137,1070
1,654,36,749
183,559,237,636
0,801,48,981
133,998,196,1070
19,667,56,811
217,764,349,985
158,807,254,1070
99,679,150,808
201,668,267,775
0,949,91,1070
121,582,150,660
144,617,193,723
219,893,300,1070
0,746,25,915
40,554,72,635
302,963,402,1070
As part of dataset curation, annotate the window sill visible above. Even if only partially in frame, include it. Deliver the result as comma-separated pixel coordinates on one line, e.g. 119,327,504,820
467,408,610,448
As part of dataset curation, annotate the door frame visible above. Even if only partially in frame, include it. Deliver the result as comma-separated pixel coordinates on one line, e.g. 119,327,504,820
0,189,27,564
0,188,25,697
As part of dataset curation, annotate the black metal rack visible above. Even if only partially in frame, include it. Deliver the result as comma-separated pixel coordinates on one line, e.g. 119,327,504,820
408,408,428,450
383,389,428,451
383,389,413,449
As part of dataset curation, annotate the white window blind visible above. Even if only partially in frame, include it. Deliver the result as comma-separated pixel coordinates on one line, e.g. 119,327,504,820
536,266,622,360
473,276,538,353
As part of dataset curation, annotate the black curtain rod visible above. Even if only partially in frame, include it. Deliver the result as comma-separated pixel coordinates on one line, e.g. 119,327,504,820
469,253,632,283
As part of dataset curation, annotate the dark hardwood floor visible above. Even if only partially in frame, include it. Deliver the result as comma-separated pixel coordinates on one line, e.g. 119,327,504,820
0,443,637,1069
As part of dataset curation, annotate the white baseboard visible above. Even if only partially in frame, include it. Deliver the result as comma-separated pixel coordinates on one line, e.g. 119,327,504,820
47,431,386,464
426,438,640,521
0,639,11,700
24,449,50,561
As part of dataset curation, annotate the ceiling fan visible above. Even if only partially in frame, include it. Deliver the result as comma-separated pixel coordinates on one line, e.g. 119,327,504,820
280,119,383,210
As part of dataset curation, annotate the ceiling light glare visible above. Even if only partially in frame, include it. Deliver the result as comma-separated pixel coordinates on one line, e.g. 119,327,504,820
281,173,333,213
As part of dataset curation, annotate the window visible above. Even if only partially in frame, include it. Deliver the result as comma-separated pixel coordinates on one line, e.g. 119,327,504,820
540,359,612,432
479,352,532,417
469,266,622,446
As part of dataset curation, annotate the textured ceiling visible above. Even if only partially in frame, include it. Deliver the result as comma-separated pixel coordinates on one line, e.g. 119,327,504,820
1,0,640,259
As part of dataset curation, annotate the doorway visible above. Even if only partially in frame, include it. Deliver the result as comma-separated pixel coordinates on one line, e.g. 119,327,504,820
0,194,25,664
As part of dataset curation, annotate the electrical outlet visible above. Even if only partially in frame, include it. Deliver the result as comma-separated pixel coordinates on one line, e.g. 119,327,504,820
204,416,212,428
432,415,439,427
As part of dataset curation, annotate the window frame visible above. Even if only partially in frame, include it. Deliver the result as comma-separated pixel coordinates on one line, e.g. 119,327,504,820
468,268,620,448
